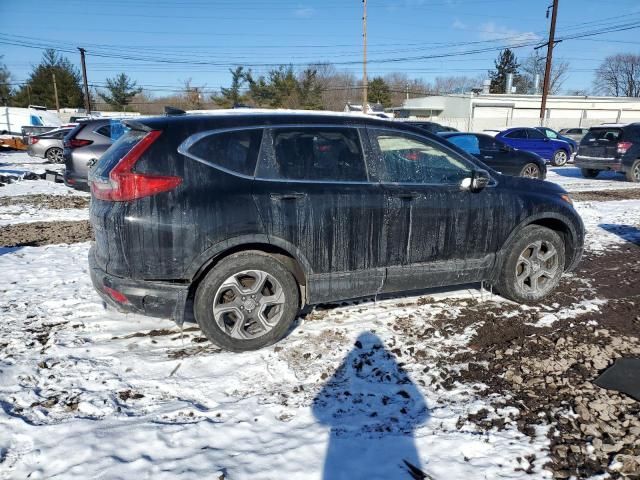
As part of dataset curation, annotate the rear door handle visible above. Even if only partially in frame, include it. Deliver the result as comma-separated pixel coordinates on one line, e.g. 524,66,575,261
483,155,493,159
270,193,307,200
394,192,420,200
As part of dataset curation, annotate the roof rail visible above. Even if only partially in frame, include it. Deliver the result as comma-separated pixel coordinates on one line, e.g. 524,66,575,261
164,106,186,116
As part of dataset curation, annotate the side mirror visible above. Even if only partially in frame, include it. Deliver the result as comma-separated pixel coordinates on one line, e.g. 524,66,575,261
471,169,491,192
543,137,550,142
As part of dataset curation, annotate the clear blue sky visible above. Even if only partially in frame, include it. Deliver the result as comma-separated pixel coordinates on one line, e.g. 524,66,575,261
1,0,640,99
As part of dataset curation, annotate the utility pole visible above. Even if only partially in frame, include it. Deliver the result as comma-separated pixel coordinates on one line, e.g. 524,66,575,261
78,47,92,114
406,83,409,100
52,73,60,112
539,0,559,126
362,0,368,113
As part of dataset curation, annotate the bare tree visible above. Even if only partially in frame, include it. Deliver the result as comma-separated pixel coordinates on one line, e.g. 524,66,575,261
182,78,206,109
384,73,432,106
520,51,569,95
312,63,359,111
433,76,480,94
594,54,640,97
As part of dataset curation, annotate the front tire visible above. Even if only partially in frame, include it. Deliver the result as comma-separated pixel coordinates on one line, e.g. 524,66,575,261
581,168,600,179
625,160,640,182
552,149,568,166
194,251,300,351
520,163,542,179
496,225,565,303
45,147,64,163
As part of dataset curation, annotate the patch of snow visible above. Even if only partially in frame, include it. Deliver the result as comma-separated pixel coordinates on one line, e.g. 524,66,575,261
0,205,88,226
531,299,607,327
574,199,640,251
546,167,637,192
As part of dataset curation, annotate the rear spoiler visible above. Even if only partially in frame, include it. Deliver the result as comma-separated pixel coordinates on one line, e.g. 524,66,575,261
122,119,153,132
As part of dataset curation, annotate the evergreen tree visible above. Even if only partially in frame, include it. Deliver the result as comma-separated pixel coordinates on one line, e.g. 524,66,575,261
0,57,12,106
367,77,392,108
12,49,84,108
488,49,522,94
212,66,251,108
297,68,323,110
98,73,142,110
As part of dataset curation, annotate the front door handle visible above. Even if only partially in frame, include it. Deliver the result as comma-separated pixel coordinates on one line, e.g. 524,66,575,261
483,155,493,159
270,193,307,201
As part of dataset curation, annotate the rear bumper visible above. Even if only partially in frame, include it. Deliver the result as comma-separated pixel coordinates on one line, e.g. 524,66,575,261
574,156,622,171
64,170,90,191
89,246,189,320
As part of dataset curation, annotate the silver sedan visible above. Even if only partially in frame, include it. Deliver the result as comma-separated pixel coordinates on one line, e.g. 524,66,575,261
27,128,72,163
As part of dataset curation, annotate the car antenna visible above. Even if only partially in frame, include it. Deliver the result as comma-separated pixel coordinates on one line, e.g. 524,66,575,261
164,106,186,116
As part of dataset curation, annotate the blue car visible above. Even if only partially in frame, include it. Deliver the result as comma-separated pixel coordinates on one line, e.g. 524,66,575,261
496,127,573,166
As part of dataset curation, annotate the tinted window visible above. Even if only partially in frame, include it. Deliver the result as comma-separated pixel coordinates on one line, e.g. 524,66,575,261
95,124,112,138
189,129,262,177
505,129,527,139
261,127,366,182
477,135,502,151
373,130,471,184
582,128,623,144
446,135,480,155
92,129,147,179
527,129,546,140
567,128,582,134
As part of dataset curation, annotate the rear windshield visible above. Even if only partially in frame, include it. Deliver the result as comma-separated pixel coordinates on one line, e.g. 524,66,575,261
92,129,147,179
582,128,623,144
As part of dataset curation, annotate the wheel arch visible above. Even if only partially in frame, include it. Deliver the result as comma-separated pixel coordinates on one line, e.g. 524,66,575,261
185,235,312,303
492,212,582,281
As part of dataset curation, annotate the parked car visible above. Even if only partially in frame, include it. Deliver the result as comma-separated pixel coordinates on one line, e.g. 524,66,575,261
397,120,458,134
27,127,72,163
63,118,119,190
575,123,640,182
496,127,573,166
440,132,547,179
89,111,584,351
559,127,589,143
535,127,578,155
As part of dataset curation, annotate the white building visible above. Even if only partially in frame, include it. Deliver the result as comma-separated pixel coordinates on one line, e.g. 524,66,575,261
392,93,640,132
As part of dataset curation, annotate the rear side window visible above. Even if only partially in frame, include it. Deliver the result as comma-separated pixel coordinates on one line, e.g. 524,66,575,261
582,128,623,144
95,125,112,138
505,129,527,139
92,129,147,179
259,127,367,182
187,129,262,177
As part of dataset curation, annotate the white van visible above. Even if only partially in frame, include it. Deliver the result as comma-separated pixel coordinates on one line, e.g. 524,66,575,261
1,106,62,135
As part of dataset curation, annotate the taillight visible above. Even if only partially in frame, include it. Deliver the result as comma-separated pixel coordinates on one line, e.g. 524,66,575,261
30,137,39,145
65,138,93,149
90,130,182,202
617,141,633,155
103,286,128,304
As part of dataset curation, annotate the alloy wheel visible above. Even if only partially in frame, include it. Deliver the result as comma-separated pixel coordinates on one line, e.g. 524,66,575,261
522,164,540,179
212,269,286,340
553,150,567,166
515,240,560,295
46,148,63,163
634,163,640,182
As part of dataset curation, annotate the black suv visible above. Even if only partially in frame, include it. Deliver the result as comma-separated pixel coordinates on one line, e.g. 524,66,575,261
89,111,584,351
575,123,640,182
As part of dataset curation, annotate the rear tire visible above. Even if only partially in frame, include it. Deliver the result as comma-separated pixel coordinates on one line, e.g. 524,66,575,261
625,160,640,182
520,163,542,179
45,147,63,164
495,225,565,303
194,251,300,352
552,149,568,166
580,168,600,179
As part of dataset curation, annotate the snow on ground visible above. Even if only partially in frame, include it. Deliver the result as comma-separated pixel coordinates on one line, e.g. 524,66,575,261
546,166,637,192
0,243,549,480
574,199,640,251
0,204,88,226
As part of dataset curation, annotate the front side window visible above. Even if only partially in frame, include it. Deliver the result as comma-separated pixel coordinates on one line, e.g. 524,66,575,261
527,129,546,140
259,127,367,182
542,128,558,139
188,129,263,177
372,130,472,184
446,135,480,155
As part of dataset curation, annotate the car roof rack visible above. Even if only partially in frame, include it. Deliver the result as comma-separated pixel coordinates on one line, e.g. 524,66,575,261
164,106,186,116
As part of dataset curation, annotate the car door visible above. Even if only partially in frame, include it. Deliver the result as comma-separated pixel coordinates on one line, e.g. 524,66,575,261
526,128,553,159
477,135,521,176
252,125,387,304
366,128,500,293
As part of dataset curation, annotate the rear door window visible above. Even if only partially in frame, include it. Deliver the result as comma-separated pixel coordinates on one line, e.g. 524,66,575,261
505,129,527,139
186,129,263,177
526,129,546,140
258,127,367,182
